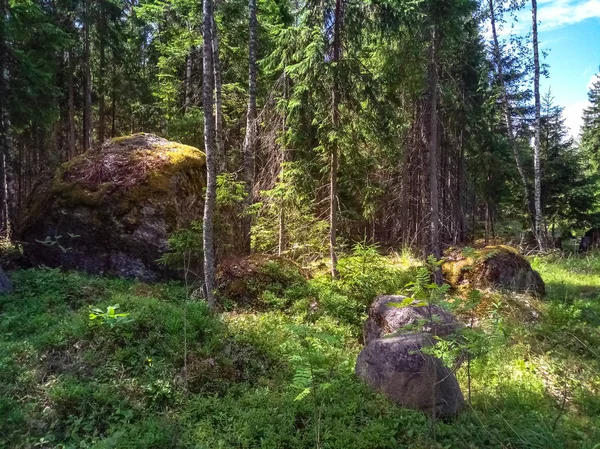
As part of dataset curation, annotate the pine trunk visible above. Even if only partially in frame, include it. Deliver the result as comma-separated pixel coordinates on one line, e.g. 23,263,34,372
212,15,224,173
202,0,218,308
67,50,76,158
488,0,534,228
278,72,288,257
241,0,258,254
531,0,545,250
0,0,15,236
98,4,106,144
330,0,342,279
111,64,117,137
427,26,442,284
83,0,92,151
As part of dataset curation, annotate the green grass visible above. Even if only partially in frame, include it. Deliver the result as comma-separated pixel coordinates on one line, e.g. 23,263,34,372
0,250,599,449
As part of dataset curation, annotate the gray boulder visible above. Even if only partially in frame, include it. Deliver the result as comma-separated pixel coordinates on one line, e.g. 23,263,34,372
355,333,464,417
363,295,460,344
0,267,12,294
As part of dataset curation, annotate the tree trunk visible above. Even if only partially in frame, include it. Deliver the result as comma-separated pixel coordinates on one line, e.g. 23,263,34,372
202,0,218,308
278,73,288,257
184,49,193,113
330,0,342,279
212,15,224,173
111,64,117,137
98,2,106,144
67,50,76,158
83,0,92,151
488,0,533,228
427,25,442,284
241,0,258,253
531,0,545,250
0,0,15,236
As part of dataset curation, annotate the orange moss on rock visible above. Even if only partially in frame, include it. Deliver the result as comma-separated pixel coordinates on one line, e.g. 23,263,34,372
442,245,545,296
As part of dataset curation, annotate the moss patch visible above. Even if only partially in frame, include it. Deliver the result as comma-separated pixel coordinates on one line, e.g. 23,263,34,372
17,134,207,280
443,245,545,296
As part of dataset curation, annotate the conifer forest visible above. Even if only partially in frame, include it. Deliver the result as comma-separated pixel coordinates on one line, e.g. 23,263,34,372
1,0,600,448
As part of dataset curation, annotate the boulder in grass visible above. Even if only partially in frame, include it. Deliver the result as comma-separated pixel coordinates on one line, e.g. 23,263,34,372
363,295,461,344
18,133,206,280
579,228,600,252
355,333,465,417
442,245,545,296
0,267,12,294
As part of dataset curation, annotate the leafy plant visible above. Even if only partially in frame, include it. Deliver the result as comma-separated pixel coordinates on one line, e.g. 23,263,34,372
89,304,133,328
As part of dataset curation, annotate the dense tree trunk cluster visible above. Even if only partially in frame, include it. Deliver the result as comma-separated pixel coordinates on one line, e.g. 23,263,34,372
0,0,597,301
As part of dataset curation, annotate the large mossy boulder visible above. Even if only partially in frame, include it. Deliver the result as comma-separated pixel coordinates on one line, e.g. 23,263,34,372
442,245,545,296
19,133,206,280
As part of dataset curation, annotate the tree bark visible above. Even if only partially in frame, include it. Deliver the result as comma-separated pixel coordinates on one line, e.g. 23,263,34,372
330,0,342,279
531,0,545,249
98,2,106,144
83,0,92,151
184,49,193,113
111,63,117,137
488,0,533,227
0,0,15,237
67,50,76,158
212,15,224,173
241,0,258,253
278,72,288,257
202,0,218,308
427,25,442,284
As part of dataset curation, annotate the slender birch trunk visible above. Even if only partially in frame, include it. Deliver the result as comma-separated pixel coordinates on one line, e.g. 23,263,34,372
203,0,218,308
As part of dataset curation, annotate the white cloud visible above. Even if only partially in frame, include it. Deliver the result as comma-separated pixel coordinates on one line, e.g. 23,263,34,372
537,0,600,31
564,101,587,139
492,0,600,36
562,73,599,139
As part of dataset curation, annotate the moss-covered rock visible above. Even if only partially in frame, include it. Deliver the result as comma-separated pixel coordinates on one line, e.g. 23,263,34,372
442,245,545,296
18,133,206,280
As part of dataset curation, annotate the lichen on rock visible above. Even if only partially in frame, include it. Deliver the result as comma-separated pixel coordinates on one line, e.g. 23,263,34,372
18,133,206,280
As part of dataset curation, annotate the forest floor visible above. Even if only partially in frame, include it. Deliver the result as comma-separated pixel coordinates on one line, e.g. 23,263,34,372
1,249,599,449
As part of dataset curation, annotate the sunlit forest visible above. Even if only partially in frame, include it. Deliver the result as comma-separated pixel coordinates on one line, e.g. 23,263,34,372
1,0,600,447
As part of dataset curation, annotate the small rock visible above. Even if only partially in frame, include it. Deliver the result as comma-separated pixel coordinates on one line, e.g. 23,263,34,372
0,266,12,294
355,333,464,417
363,295,460,344
580,228,600,252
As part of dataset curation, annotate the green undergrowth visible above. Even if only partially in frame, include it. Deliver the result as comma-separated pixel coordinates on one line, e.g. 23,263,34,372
0,250,599,448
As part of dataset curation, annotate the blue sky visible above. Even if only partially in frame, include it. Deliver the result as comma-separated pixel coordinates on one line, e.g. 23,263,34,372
538,1,600,138
499,0,600,138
